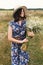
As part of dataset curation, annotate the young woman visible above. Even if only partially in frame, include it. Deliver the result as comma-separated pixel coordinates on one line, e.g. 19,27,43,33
8,7,34,65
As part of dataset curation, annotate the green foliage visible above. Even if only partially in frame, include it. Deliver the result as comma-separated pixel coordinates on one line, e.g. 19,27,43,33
32,26,41,33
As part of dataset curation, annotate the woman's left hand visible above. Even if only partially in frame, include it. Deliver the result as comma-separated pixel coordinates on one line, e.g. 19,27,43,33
27,31,35,37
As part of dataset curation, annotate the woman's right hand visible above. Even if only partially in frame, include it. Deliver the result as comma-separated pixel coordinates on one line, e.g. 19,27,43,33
19,38,28,44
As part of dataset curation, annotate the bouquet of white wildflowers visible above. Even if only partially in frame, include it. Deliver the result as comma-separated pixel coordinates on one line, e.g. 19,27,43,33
21,20,35,51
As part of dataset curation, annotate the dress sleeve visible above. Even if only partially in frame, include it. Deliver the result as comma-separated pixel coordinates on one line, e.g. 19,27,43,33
8,21,12,26
24,20,27,31
8,20,13,29
23,20,27,35
8,20,16,30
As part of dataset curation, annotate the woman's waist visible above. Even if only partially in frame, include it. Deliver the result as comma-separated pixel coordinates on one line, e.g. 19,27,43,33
11,35,26,46
13,35,26,40
11,42,23,48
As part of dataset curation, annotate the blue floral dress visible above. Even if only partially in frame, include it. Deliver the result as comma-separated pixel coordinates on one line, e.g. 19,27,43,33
8,20,30,65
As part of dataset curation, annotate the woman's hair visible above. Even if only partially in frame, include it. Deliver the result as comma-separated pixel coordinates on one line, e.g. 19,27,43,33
13,7,26,22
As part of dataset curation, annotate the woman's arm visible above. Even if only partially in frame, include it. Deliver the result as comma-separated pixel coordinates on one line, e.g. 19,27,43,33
8,26,28,44
8,25,23,44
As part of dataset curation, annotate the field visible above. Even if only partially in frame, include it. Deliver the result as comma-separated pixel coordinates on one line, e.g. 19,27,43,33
0,10,43,65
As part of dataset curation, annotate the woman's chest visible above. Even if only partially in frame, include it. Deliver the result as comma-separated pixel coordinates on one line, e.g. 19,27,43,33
12,22,26,35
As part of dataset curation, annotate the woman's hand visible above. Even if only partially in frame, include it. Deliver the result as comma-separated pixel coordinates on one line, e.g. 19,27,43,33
27,31,35,37
15,36,29,43
22,38,28,43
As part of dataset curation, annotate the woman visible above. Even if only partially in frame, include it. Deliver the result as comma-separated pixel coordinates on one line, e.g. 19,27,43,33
8,7,34,65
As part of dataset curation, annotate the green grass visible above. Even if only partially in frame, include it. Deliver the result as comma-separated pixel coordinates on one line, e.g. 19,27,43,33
0,10,43,65
0,36,11,65
28,33,43,65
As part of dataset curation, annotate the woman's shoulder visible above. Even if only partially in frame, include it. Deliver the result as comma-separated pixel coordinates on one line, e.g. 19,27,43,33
8,20,16,30
22,20,26,25
23,19,26,24
8,19,16,26
8,19,14,24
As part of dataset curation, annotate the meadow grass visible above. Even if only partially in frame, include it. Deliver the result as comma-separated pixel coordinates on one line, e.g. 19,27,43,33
0,10,43,65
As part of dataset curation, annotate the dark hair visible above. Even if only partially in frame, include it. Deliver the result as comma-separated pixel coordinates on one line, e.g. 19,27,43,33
13,7,26,22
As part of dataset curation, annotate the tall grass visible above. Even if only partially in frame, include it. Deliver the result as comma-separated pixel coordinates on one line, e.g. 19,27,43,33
0,10,43,65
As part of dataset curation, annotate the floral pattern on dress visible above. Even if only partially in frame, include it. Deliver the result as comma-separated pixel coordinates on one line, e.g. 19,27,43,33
8,20,30,65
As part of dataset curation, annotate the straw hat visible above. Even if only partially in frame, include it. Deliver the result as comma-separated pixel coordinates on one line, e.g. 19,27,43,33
13,6,28,16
